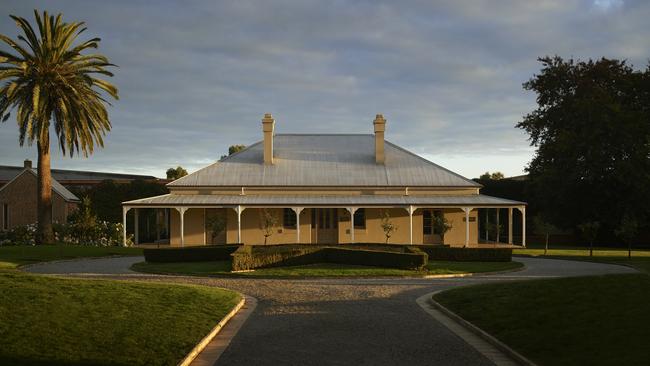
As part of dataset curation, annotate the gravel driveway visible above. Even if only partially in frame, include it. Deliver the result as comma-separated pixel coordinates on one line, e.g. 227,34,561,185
24,256,636,366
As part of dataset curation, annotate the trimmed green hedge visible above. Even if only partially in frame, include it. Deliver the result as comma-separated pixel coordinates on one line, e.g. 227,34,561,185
323,247,427,270
418,246,512,262
230,244,428,271
143,245,241,263
231,245,323,271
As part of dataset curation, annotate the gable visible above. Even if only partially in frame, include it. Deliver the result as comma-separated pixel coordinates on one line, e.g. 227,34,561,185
0,169,79,202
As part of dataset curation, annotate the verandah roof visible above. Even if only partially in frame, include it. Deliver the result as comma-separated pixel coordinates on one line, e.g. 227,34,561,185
123,194,525,207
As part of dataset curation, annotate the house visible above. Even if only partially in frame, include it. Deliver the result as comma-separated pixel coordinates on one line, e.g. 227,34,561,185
0,160,80,230
123,114,526,247
0,162,162,191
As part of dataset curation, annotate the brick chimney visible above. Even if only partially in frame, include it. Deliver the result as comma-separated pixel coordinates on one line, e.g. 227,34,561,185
23,159,32,169
262,113,275,164
373,114,386,164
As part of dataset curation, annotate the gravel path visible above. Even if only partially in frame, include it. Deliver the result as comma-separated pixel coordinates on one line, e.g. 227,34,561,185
24,256,637,366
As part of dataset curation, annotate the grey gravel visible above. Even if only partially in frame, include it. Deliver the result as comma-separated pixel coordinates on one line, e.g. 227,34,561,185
24,256,636,366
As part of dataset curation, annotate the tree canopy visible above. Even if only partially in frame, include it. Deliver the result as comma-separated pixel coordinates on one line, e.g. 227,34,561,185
517,56,650,233
166,166,188,180
479,171,505,180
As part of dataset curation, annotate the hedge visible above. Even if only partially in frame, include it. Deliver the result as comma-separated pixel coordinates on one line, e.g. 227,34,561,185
417,246,512,262
230,244,428,271
143,245,241,263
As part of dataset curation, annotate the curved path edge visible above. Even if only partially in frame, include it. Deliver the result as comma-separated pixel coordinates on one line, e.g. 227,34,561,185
187,294,258,366
417,291,536,366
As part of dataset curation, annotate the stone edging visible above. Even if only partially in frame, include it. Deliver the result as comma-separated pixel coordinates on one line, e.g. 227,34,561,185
178,296,246,366
428,291,537,366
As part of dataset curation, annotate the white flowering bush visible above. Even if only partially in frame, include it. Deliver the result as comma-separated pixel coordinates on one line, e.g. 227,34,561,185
0,221,132,247
54,220,132,247
0,223,37,246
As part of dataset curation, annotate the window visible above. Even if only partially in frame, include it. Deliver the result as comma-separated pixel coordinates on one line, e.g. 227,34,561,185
353,208,365,229
283,208,296,228
423,210,432,235
2,204,8,230
423,209,443,235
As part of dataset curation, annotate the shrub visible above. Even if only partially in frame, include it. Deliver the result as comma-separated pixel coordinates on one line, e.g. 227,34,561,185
418,246,512,262
144,245,242,263
230,244,428,271
0,220,130,247
231,245,322,271
0,224,37,246
323,247,427,270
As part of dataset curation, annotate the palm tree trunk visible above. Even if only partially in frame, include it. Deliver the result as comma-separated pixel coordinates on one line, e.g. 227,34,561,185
36,138,54,245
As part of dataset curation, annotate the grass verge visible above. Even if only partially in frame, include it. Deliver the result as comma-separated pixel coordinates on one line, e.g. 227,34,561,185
0,245,240,366
434,274,650,366
0,272,240,366
131,260,523,277
0,245,142,269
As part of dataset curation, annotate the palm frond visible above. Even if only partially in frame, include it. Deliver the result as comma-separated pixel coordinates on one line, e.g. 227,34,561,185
0,10,118,156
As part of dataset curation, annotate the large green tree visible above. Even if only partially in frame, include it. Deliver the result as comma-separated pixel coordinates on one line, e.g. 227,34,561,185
517,56,650,234
0,11,118,244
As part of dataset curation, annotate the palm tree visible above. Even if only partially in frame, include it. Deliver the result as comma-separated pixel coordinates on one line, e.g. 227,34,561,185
0,10,118,244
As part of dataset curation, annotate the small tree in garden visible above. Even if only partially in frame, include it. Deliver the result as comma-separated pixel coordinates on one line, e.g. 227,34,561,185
615,213,638,259
380,211,398,243
205,213,226,244
533,215,558,255
69,197,98,244
432,214,452,245
578,221,600,257
259,209,279,245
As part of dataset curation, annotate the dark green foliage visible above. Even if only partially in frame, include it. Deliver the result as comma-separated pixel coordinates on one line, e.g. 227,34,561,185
323,247,427,270
418,246,512,262
71,179,168,223
231,244,428,271
143,245,241,263
517,56,650,235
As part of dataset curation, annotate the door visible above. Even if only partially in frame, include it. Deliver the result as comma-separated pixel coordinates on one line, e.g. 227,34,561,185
311,208,338,244
422,209,443,244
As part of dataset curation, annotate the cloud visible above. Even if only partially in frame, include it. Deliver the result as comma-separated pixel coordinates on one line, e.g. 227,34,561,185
1,0,649,179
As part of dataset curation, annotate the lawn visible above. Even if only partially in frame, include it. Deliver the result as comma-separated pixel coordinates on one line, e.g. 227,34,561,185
0,244,142,269
434,274,650,366
131,260,523,277
514,247,650,273
0,246,241,366
0,271,240,366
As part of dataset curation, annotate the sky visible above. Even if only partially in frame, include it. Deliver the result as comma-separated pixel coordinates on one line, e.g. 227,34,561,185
1,0,649,179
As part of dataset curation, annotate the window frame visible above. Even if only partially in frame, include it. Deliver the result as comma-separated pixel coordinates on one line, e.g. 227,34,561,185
353,208,366,229
2,203,8,230
283,208,297,229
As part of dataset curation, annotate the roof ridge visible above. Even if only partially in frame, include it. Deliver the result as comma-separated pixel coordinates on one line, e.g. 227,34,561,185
275,133,373,136
384,140,481,187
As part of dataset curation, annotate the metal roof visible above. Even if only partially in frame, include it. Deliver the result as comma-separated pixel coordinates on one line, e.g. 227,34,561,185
0,165,158,182
168,134,481,188
123,193,524,207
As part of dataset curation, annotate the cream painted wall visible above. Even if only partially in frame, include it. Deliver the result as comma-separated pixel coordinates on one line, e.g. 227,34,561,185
170,206,480,246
